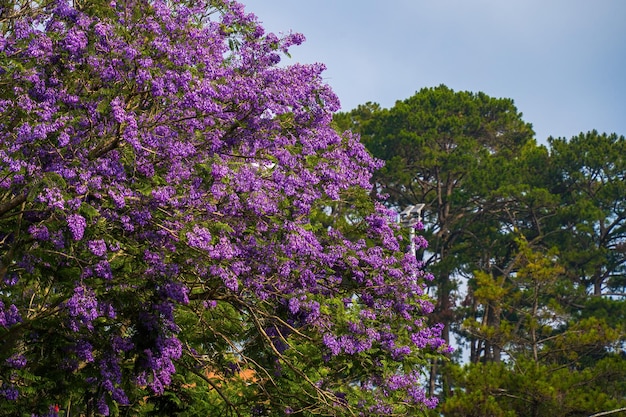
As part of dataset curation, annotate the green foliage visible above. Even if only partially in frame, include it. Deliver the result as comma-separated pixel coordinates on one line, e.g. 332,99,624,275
441,356,626,417
548,131,626,295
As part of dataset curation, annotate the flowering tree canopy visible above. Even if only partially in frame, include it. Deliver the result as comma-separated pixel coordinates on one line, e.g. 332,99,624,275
0,1,448,415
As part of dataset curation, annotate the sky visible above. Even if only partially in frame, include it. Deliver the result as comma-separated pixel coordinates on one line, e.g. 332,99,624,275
240,0,626,143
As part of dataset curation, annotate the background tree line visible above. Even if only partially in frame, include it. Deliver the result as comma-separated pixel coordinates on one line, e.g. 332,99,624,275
334,84,626,417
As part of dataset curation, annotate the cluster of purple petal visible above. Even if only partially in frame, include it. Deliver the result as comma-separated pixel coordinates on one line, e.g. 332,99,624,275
0,302,22,328
0,384,19,401
66,286,100,331
5,354,27,369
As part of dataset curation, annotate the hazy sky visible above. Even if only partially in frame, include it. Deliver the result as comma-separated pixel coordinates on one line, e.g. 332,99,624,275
241,0,626,143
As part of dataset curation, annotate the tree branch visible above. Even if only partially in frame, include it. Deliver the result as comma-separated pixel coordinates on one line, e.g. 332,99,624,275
0,193,27,218
589,407,626,417
88,136,121,160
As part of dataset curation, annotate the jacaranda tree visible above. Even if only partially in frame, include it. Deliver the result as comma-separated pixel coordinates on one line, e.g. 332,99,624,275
0,1,448,415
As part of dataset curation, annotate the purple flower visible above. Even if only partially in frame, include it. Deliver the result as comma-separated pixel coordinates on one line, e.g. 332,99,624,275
151,185,176,204
0,384,18,401
112,335,134,353
27,35,53,59
0,302,22,327
111,387,128,404
323,333,341,356
186,225,212,250
37,187,65,210
391,345,412,360
65,28,88,55
74,340,94,363
58,132,70,146
6,354,27,369
120,215,134,231
162,282,189,304
51,230,65,249
28,224,50,241
67,214,86,241
66,286,99,331
157,336,183,360
88,239,107,257
94,260,113,280
97,396,110,416
3,274,18,286
288,297,300,314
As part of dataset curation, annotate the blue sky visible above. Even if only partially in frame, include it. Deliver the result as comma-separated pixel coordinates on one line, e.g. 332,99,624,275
241,0,626,143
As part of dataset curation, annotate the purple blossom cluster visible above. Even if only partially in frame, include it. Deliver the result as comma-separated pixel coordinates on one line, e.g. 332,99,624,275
0,384,19,401
0,0,448,414
381,371,437,407
66,214,86,241
136,336,182,395
5,354,27,369
66,286,100,331
88,239,107,257
0,301,22,327
28,224,50,241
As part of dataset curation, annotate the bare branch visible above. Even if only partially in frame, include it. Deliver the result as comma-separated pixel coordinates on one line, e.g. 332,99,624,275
589,407,626,417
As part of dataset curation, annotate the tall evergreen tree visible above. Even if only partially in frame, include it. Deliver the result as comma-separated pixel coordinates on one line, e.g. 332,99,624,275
336,85,534,394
